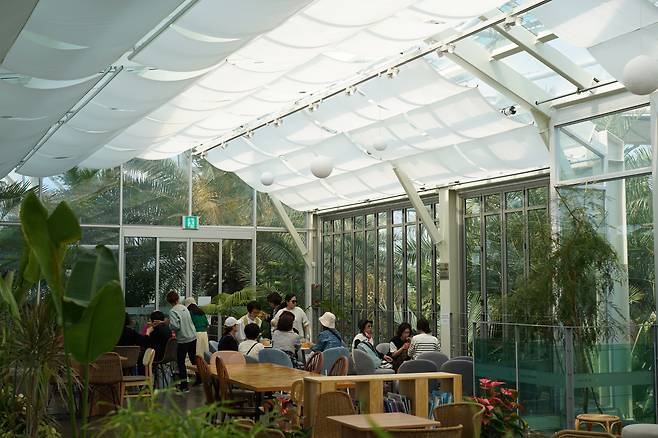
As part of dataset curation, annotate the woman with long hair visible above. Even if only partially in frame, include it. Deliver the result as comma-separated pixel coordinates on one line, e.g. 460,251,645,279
184,297,209,359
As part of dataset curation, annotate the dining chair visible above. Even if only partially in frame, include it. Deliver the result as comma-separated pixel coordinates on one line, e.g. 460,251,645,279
88,352,123,413
352,349,394,375
153,337,177,388
290,379,304,427
440,359,474,396
209,340,219,353
328,355,349,376
215,356,259,422
311,391,355,438
387,425,463,437
433,402,485,438
195,355,216,405
551,432,615,437
245,354,259,364
304,352,324,374
376,342,390,356
113,345,140,375
218,350,246,365
259,347,293,368
417,351,450,371
398,359,439,392
451,356,473,361
321,347,349,375
123,348,155,401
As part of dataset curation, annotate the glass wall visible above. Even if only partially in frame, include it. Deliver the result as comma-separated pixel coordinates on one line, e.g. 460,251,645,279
0,152,308,330
461,181,551,341
320,200,440,343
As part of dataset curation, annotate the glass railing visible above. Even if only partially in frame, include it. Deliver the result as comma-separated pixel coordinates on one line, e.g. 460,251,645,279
473,322,656,433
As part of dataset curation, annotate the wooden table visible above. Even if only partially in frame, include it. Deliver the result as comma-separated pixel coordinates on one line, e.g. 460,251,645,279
210,362,315,392
304,372,462,428
328,413,441,437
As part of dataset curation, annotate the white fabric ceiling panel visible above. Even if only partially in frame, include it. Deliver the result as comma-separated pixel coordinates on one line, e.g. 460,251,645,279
534,0,658,48
175,0,313,39
589,23,658,80
2,0,184,80
304,0,416,26
412,0,506,20
0,118,59,178
132,27,245,72
78,146,140,170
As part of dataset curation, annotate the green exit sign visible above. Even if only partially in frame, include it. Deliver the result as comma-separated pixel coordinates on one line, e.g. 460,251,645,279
182,215,199,230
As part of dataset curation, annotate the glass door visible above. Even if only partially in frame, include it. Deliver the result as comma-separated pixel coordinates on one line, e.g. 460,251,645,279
156,239,188,312
192,240,221,300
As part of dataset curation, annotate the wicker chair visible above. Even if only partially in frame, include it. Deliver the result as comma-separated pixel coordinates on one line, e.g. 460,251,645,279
311,391,355,438
153,337,177,388
89,352,124,412
433,402,485,438
215,356,259,421
290,379,304,426
195,355,216,405
113,345,141,374
218,350,246,365
123,348,155,400
304,352,324,374
552,431,615,438
328,355,349,376
388,426,463,437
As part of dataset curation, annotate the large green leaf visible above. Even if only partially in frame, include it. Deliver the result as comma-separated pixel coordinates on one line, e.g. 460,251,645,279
14,245,40,303
65,245,119,307
0,271,20,321
64,280,125,364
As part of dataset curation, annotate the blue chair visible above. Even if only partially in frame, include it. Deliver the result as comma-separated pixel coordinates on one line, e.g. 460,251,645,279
417,351,449,372
245,354,259,364
441,359,474,396
322,347,349,375
258,348,293,368
209,340,218,353
398,359,439,392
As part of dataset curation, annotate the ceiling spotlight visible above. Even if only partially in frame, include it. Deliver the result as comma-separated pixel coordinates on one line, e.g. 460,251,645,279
273,118,282,127
386,67,399,79
308,101,320,112
500,105,517,116
200,150,208,159
219,142,228,150
244,130,254,139
439,44,455,55
345,86,356,96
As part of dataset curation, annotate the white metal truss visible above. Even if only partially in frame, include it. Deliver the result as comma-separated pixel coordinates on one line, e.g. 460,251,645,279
270,195,314,268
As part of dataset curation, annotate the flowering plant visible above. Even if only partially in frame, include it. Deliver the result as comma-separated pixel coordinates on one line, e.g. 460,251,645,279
470,378,528,438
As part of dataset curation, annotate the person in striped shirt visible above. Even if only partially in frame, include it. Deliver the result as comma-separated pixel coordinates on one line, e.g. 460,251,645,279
408,318,440,359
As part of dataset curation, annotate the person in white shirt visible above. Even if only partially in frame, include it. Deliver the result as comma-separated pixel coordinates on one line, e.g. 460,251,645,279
271,293,310,340
237,301,263,342
408,318,440,359
238,323,265,359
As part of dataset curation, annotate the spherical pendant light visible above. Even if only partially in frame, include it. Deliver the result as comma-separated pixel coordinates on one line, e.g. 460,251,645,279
622,55,658,95
310,156,333,179
260,171,274,186
373,142,387,152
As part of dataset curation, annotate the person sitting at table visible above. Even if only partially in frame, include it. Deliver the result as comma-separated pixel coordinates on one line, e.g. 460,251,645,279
352,319,393,363
272,293,310,340
216,317,240,351
238,323,265,359
184,297,209,361
264,292,284,339
272,311,301,365
389,322,412,371
408,318,440,359
310,312,343,352
237,300,263,342
144,310,172,362
118,312,146,346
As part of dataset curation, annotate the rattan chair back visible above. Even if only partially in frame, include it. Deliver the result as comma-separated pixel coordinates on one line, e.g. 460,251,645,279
433,402,485,438
328,355,348,376
312,391,355,438
89,352,123,385
218,350,246,365
142,348,155,382
305,352,324,374
113,345,140,369
196,355,215,404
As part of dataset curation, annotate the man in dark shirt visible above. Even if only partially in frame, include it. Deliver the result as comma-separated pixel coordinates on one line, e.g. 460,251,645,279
118,313,146,346
145,310,172,361
264,292,285,339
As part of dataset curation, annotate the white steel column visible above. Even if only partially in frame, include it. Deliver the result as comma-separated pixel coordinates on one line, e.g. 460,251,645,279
652,93,658,314
437,188,460,356
392,166,442,245
305,212,317,340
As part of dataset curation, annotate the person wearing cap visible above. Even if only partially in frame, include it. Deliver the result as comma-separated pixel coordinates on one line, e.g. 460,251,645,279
216,316,240,351
166,291,197,392
310,312,343,352
184,297,209,359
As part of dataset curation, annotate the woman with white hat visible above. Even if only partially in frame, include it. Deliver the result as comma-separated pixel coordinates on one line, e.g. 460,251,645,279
310,312,344,352
216,316,240,351
184,297,209,359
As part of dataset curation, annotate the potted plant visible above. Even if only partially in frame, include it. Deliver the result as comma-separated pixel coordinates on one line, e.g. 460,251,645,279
471,378,528,438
